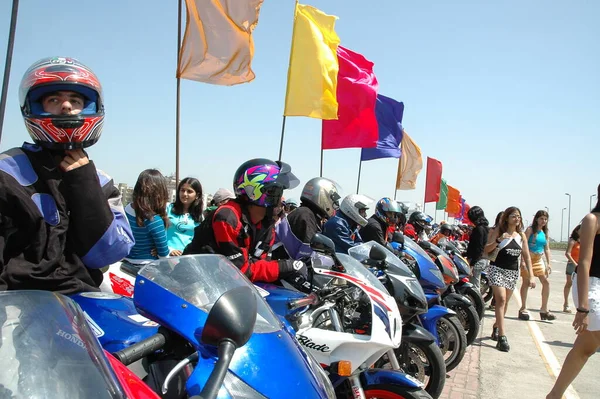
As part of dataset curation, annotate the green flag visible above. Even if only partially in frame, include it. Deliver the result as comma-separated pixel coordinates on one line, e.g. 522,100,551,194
436,179,448,210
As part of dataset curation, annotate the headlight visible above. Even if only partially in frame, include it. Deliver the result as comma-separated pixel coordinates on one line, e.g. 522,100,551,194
222,371,267,398
305,350,336,398
431,266,444,287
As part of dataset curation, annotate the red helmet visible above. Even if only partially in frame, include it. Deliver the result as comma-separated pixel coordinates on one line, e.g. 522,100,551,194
19,57,104,149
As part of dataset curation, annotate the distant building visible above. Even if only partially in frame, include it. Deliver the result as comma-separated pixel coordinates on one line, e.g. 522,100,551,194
117,173,178,207
165,174,177,203
117,183,134,206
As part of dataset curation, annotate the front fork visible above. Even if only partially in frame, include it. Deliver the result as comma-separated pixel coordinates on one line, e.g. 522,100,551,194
349,374,366,399
328,306,370,399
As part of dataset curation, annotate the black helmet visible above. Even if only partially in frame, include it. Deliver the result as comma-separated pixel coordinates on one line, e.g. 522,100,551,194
233,158,299,207
408,211,432,232
440,223,453,235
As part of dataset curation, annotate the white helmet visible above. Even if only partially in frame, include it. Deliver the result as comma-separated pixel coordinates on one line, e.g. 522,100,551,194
340,194,374,227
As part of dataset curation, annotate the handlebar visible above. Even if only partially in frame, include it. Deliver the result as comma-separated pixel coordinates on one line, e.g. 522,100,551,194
288,293,319,310
113,330,168,365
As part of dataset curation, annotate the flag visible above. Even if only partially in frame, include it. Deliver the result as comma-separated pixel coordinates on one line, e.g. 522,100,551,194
424,157,443,203
283,4,340,119
461,202,472,224
360,95,404,160
446,185,461,215
436,178,448,210
177,0,264,85
396,130,422,190
322,46,378,149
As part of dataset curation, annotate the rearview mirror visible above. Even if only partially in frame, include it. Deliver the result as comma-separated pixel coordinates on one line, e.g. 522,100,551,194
310,233,336,256
391,232,405,244
200,286,257,348
368,245,387,262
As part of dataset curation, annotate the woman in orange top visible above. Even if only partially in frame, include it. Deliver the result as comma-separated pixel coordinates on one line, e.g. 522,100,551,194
563,225,582,312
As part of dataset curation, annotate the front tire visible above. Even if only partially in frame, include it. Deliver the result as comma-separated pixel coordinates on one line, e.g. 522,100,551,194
376,341,446,399
462,286,485,320
480,274,493,303
364,384,433,399
452,304,480,346
437,314,467,372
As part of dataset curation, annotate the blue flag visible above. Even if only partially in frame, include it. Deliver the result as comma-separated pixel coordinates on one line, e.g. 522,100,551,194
360,94,404,161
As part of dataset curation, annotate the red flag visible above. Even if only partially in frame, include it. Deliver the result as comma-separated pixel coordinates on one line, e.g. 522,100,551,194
424,157,443,203
322,46,378,149
462,203,473,225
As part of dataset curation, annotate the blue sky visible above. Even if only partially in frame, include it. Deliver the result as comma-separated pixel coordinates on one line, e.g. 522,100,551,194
0,0,598,241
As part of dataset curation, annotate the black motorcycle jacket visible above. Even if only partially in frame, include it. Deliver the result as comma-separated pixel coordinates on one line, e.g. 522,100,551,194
0,143,134,294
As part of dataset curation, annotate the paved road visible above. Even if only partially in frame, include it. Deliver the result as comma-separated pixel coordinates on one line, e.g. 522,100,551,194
479,249,599,399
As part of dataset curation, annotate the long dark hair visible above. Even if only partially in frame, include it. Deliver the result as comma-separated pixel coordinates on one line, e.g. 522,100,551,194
132,169,169,228
498,206,523,235
593,184,600,213
172,177,203,223
530,209,549,245
467,206,488,227
493,211,504,228
570,225,581,242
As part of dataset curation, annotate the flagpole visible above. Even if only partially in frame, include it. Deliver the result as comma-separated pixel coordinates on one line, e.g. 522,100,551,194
0,0,19,147
320,147,324,177
356,159,362,194
394,156,400,201
278,0,300,161
174,0,183,185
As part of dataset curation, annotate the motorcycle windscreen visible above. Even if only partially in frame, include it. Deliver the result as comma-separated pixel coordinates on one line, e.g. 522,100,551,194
136,254,281,334
0,291,127,399
348,241,415,278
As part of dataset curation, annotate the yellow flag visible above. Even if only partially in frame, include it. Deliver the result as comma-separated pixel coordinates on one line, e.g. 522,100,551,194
396,130,423,190
177,0,264,86
283,4,340,119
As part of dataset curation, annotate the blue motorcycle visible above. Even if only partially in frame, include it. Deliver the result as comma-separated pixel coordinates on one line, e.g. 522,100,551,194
391,235,467,372
346,241,447,399
417,240,481,346
73,254,336,399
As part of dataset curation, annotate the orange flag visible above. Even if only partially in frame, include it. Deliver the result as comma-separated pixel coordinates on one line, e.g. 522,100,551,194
177,0,264,85
396,130,423,190
445,185,461,215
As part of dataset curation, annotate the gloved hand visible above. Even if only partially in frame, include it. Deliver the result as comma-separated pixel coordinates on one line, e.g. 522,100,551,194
278,259,308,279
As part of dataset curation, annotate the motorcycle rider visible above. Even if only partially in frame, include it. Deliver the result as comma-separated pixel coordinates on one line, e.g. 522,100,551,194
0,57,135,396
431,223,454,246
405,211,433,242
360,198,404,245
283,198,299,214
322,194,373,253
184,158,309,284
272,177,341,260
0,57,134,294
288,177,341,241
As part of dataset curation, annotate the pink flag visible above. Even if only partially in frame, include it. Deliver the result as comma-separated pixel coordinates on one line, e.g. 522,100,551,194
322,46,378,149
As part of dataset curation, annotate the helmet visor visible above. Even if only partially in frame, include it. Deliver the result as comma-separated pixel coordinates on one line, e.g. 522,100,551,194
275,161,300,190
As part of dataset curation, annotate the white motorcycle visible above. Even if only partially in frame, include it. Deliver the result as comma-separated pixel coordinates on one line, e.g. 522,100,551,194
258,234,432,399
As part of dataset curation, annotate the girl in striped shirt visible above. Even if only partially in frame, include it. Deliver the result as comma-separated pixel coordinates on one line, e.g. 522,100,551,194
125,169,170,263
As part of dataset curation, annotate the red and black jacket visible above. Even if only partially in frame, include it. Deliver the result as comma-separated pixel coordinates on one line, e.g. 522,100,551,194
186,200,281,282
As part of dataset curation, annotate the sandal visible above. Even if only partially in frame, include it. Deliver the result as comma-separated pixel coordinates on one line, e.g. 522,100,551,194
563,306,572,313
540,312,556,321
518,309,530,321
